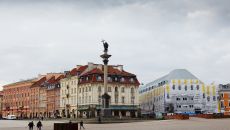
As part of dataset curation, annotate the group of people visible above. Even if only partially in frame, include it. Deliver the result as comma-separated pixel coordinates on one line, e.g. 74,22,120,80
28,120,42,130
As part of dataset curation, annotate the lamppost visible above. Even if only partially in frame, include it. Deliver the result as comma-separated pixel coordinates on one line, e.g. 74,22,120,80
100,40,112,117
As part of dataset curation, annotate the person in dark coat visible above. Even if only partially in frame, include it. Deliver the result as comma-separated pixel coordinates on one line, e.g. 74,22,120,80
36,120,42,130
28,121,35,130
80,120,85,130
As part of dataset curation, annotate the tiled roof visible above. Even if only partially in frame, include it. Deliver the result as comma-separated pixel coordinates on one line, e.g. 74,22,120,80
81,65,135,77
3,78,38,88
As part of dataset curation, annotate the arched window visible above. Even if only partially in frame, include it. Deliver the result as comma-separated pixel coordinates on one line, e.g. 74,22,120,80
121,87,125,93
115,87,118,92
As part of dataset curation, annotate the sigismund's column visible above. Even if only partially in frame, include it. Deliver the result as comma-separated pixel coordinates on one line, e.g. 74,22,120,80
100,40,111,111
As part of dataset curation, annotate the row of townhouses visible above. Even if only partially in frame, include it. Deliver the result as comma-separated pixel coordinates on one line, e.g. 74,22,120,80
0,62,140,118
0,67,230,119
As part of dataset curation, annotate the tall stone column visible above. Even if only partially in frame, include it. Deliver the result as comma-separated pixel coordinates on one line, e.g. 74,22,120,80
100,40,112,117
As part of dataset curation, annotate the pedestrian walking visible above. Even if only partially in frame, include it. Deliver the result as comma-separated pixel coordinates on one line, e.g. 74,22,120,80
28,121,35,130
80,120,85,130
36,120,42,130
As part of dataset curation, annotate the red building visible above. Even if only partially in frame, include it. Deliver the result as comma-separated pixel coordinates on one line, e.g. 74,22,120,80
2,79,38,118
0,91,3,118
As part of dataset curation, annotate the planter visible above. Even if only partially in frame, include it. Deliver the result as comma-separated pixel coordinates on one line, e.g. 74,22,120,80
54,123,78,130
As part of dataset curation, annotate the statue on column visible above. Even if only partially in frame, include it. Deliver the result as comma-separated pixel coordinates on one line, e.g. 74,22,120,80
102,40,109,52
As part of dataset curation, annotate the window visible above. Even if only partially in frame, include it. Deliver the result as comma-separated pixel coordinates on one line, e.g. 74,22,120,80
185,85,187,91
189,105,193,108
121,78,125,82
203,93,206,98
88,87,91,92
131,88,135,94
115,96,118,104
89,96,91,103
176,98,180,101
115,87,118,92
108,87,111,92
79,88,81,93
221,101,224,108
196,85,199,90
97,76,102,81
167,94,170,99
130,78,134,82
183,98,187,101
213,96,216,101
98,86,101,92
74,88,76,93
121,87,125,93
122,97,125,104
229,101,230,107
178,85,181,90
172,85,175,90
131,96,135,104
191,97,193,100
191,85,194,90
207,96,210,102
98,96,101,103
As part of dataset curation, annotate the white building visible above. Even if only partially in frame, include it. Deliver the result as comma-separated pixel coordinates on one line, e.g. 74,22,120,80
139,69,219,115
60,65,87,118
60,62,140,118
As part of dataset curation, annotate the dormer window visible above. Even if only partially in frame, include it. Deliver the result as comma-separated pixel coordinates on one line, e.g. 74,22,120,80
130,78,134,83
97,76,102,81
108,77,111,81
86,77,89,81
121,77,125,82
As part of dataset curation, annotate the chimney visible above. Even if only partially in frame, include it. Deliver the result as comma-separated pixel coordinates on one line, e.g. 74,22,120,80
64,71,70,75
38,74,45,79
118,65,123,71
76,65,82,69
97,64,103,70
88,62,94,70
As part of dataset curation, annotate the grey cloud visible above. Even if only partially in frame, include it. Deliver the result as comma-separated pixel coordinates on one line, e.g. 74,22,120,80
0,0,230,90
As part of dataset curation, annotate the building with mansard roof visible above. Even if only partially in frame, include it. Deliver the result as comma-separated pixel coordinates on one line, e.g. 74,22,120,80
60,62,140,118
139,69,219,115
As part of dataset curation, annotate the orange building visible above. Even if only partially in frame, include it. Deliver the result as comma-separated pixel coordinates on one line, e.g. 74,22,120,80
46,75,64,118
2,79,38,118
219,84,230,115
30,73,63,118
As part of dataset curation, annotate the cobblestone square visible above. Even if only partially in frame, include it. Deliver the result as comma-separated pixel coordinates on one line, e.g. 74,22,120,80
0,118,230,130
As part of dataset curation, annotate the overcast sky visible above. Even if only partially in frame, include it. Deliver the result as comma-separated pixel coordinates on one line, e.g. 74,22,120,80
0,0,230,90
